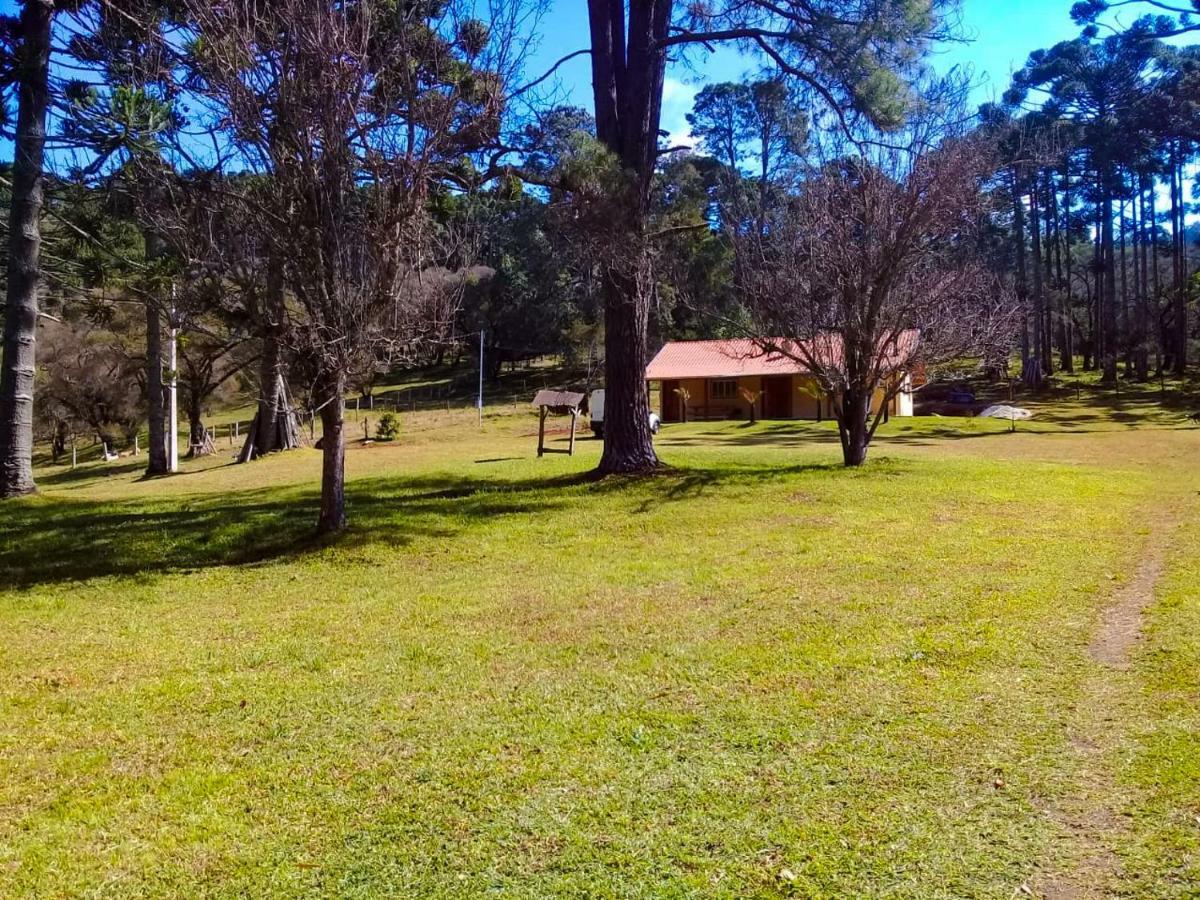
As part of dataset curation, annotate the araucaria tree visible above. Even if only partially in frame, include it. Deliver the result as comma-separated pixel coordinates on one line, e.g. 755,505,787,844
0,0,54,497
182,0,526,533
581,0,958,475
738,135,1018,466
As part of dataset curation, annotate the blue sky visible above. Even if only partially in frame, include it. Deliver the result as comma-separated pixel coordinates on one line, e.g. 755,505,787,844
0,0,1158,158
526,0,1101,145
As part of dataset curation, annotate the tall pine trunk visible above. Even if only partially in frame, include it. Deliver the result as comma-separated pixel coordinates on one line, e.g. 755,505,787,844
144,297,168,473
0,0,53,499
1120,195,1131,377
1061,165,1075,373
1012,169,1037,385
599,266,658,473
317,371,346,534
586,0,670,476
1101,182,1118,384
1138,176,1152,380
143,228,168,475
1029,176,1048,383
1171,146,1187,375
1149,179,1164,372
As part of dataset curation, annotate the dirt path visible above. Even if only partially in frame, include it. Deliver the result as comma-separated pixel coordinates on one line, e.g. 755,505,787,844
1032,503,1184,900
1087,520,1177,670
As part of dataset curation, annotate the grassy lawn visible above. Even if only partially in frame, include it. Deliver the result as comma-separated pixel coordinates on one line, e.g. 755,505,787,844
2,389,1198,896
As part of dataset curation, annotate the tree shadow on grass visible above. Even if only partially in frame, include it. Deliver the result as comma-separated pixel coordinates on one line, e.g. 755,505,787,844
33,459,148,488
0,460,864,591
0,471,590,590
656,422,841,449
657,421,1004,449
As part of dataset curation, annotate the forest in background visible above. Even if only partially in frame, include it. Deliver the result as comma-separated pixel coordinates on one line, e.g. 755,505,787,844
0,0,1196,531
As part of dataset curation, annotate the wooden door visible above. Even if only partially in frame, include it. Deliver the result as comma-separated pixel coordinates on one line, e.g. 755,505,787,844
763,376,792,419
661,380,681,422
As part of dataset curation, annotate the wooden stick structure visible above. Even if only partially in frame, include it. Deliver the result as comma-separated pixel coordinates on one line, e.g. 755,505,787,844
532,390,586,458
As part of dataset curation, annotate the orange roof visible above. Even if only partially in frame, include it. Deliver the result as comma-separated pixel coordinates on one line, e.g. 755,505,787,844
646,338,807,380
645,332,918,381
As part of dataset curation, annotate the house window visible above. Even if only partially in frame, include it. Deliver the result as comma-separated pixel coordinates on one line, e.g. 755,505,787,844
710,379,738,401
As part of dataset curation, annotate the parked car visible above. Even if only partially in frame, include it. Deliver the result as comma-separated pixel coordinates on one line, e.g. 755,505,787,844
588,389,661,439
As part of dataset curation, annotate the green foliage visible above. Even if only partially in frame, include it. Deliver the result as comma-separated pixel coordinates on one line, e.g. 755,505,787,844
374,411,400,441
849,64,910,131
687,79,807,187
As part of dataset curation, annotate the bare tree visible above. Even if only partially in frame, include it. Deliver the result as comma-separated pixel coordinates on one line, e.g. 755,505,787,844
737,133,1019,466
138,172,306,461
179,0,532,533
37,312,146,453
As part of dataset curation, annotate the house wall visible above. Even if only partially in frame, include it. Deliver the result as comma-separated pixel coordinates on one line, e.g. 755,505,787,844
665,376,763,421
654,371,913,421
794,377,821,419
871,373,915,419
896,375,914,416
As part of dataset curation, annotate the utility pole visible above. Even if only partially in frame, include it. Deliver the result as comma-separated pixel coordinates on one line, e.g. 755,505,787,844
167,288,178,473
477,329,484,428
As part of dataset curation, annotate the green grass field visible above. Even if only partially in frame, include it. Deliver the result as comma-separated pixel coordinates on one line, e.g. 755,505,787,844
2,382,1199,897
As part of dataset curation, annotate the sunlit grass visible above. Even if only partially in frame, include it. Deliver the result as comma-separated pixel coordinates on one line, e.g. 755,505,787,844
2,387,1199,896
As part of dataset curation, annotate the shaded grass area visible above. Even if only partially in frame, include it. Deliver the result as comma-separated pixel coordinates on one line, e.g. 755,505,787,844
1,403,1198,896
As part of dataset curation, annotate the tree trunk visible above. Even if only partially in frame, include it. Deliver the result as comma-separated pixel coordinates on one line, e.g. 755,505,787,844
1013,169,1039,386
1061,166,1075,374
254,264,286,455
144,297,168,474
255,338,283,456
1100,183,1118,384
0,0,52,499
838,391,872,467
242,259,300,460
317,372,346,534
186,394,207,458
1138,177,1152,380
1171,146,1187,375
1029,176,1048,382
598,267,658,474
1120,195,1131,377
587,0,669,476
1147,180,1163,373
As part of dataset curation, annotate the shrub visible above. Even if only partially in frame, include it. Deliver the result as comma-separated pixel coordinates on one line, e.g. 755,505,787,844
375,411,400,441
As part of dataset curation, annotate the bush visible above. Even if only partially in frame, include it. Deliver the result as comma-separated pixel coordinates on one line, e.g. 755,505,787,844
375,411,400,441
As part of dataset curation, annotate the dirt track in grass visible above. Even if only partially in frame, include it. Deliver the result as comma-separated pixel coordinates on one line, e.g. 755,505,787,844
1035,500,1187,900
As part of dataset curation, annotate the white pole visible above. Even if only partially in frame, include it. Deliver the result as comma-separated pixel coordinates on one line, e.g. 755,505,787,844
477,329,484,428
167,290,179,473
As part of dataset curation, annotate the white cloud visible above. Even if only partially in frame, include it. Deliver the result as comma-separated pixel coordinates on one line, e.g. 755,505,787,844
659,77,698,150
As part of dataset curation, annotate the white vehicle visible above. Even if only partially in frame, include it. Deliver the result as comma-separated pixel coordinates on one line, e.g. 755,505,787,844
589,389,661,439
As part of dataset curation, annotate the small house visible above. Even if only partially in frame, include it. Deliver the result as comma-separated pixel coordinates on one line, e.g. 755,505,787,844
645,335,915,423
